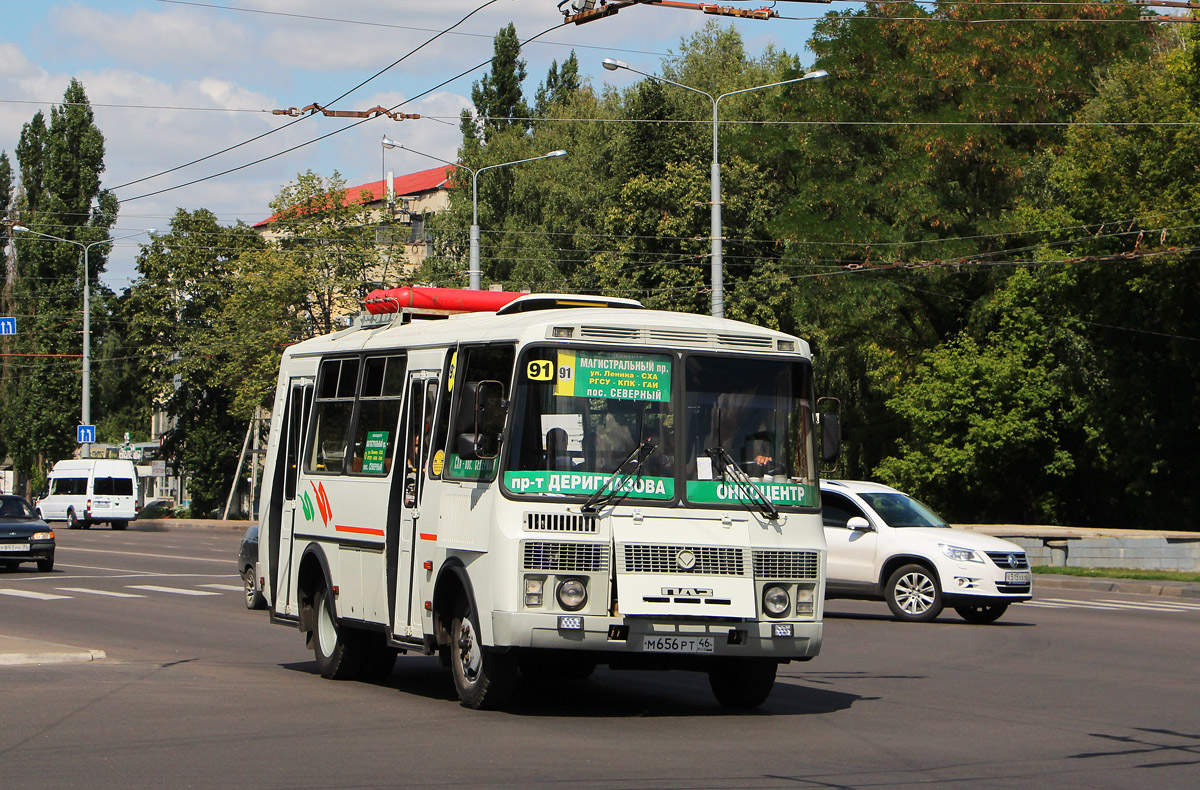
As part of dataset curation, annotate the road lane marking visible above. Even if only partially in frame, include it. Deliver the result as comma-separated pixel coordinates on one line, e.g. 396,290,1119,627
56,547,231,563
0,589,71,600
127,585,221,596
57,587,145,598
1033,598,1192,613
1097,598,1200,609
198,584,243,591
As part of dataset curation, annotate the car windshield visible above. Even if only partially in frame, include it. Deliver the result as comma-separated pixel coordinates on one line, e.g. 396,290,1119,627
0,497,36,519
858,492,949,528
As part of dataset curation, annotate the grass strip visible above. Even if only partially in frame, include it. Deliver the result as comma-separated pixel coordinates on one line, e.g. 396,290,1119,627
1033,566,1200,584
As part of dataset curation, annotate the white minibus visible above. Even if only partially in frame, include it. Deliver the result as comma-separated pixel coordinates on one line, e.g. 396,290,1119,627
37,459,140,529
257,289,837,709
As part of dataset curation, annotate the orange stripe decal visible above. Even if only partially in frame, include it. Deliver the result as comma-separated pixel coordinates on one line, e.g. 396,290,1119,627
419,533,437,541
335,525,385,536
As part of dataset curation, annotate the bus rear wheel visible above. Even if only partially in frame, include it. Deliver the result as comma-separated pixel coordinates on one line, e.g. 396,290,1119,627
312,587,366,680
450,595,517,709
708,658,777,709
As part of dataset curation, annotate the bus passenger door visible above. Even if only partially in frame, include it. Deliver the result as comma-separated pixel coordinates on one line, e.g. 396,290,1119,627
388,374,438,638
271,378,313,615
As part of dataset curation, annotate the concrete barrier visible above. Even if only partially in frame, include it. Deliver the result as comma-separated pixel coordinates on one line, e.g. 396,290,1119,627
961,525,1200,571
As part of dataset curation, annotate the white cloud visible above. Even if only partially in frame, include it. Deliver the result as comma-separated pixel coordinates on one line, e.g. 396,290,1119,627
46,3,256,74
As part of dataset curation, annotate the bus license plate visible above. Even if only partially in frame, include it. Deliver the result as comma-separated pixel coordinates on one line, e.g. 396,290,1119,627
1006,571,1031,585
642,635,714,654
0,543,29,552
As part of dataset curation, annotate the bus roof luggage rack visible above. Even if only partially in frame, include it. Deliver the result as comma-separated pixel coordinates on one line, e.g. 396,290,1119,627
495,293,644,315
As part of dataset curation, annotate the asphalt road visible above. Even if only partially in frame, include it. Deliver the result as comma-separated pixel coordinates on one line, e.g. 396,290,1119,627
2,525,1198,789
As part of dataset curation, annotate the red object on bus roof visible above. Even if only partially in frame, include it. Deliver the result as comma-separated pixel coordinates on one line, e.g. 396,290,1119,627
362,287,523,315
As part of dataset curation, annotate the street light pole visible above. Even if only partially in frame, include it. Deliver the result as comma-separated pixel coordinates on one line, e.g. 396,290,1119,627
12,225,155,457
602,58,828,318
383,140,567,290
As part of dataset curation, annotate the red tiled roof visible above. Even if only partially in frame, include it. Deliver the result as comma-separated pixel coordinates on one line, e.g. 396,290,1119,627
254,164,456,228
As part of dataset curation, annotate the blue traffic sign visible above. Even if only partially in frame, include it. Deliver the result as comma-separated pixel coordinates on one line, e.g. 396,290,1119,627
77,425,96,444
0,317,15,335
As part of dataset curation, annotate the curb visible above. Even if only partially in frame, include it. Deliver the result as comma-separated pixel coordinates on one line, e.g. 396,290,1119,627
0,636,107,666
1034,574,1200,599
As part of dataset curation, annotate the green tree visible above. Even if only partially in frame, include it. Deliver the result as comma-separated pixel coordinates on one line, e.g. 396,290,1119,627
995,23,1200,526
463,23,531,144
126,209,266,515
268,170,380,335
2,81,116,491
535,51,581,115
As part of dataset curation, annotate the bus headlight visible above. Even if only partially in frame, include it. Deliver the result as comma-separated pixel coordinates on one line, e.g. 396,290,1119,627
556,578,587,611
524,577,544,607
763,585,790,617
795,585,815,616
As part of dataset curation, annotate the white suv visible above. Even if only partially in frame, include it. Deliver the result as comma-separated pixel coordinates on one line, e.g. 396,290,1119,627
820,479,1032,623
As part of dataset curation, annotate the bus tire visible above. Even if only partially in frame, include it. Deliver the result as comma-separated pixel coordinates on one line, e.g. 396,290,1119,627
708,658,777,709
66,509,80,529
112,520,128,531
450,595,517,709
312,587,366,680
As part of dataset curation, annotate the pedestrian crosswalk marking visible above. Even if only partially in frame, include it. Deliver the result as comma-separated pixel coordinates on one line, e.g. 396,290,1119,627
57,587,145,598
198,584,244,591
126,585,221,596
0,588,71,600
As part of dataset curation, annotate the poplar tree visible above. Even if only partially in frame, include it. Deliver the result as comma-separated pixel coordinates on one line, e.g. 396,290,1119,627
2,80,115,491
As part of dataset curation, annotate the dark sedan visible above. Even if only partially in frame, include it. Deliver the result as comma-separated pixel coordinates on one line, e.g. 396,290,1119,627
239,524,266,609
0,495,55,572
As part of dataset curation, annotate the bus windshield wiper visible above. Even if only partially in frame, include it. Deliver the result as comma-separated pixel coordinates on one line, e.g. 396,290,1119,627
581,440,656,514
705,446,780,520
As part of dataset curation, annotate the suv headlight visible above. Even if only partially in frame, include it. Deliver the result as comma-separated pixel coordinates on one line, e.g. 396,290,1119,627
940,543,983,563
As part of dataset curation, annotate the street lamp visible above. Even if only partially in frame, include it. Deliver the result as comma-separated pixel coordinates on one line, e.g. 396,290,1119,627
385,139,567,290
603,58,828,318
11,225,155,457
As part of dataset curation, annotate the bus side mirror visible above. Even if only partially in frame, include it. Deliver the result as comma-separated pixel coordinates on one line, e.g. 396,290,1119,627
456,433,490,461
820,412,841,463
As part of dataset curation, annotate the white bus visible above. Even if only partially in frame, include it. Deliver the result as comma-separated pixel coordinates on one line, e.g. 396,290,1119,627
257,289,837,709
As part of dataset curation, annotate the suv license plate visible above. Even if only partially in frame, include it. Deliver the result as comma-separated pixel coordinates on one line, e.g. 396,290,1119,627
1006,571,1031,585
0,543,29,552
642,635,715,654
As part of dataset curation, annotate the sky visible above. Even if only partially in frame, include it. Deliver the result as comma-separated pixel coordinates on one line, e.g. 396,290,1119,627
1,1,836,288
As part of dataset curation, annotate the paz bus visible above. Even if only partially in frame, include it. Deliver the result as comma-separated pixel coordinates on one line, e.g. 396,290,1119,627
256,287,839,709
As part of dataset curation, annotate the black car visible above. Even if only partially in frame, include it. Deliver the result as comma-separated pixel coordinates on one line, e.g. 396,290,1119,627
239,524,266,609
0,495,55,572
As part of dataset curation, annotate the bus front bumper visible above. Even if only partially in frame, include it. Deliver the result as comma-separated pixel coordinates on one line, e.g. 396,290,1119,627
491,611,822,660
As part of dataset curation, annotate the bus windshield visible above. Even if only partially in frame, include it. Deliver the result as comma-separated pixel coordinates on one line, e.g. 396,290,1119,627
503,347,817,510
504,347,675,500
682,354,818,510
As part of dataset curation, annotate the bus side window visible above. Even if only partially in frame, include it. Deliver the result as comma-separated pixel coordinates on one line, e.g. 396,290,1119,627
443,345,515,482
307,358,359,474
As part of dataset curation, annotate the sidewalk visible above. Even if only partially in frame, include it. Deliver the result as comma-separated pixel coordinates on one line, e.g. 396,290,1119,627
0,635,106,666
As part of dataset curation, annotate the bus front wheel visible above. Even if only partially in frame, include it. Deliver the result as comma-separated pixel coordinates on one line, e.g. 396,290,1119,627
312,587,366,680
449,596,517,709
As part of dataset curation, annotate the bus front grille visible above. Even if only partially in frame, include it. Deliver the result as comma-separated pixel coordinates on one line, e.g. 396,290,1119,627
524,512,598,534
753,550,820,580
621,544,747,576
522,541,610,573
